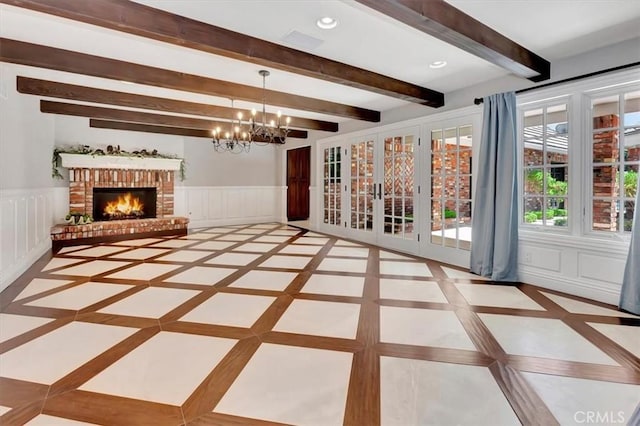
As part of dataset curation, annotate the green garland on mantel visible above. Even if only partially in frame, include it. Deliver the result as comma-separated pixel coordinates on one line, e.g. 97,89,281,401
52,145,186,181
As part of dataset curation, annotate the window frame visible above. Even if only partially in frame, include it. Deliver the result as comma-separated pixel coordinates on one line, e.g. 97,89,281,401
585,86,640,239
518,96,572,234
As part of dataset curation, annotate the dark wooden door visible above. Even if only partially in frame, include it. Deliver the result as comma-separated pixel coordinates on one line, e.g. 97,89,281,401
287,146,311,220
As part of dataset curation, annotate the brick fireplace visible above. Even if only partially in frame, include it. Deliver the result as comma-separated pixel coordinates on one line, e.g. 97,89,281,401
50,154,188,250
68,167,174,217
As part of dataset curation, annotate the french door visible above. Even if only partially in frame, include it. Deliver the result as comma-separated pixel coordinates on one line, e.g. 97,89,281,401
318,117,477,265
343,127,419,252
320,143,343,234
421,117,479,266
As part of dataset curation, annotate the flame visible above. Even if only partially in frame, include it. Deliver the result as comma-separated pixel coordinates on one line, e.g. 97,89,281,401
104,193,144,216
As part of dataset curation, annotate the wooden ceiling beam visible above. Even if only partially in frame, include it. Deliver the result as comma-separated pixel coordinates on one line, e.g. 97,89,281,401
0,38,379,122
40,100,308,139
91,119,215,139
90,119,288,143
354,0,550,82
17,77,338,132
1,0,444,107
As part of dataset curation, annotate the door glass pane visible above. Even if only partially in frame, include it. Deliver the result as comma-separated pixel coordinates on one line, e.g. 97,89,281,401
383,135,414,239
350,140,374,231
323,146,341,226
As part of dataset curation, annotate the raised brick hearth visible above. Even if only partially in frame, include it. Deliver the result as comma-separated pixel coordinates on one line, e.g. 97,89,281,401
51,155,188,249
51,217,188,251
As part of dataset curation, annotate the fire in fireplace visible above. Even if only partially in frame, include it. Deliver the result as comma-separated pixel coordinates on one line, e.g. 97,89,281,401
93,188,157,221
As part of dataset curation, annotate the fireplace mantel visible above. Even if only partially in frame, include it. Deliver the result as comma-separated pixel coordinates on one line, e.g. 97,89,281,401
60,153,182,171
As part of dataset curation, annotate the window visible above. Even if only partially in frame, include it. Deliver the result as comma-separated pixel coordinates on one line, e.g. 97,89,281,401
590,90,639,234
323,146,341,225
522,103,569,228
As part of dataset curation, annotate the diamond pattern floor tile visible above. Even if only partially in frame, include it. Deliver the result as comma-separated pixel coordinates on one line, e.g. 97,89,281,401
300,274,365,297
228,270,298,291
274,299,361,339
317,258,368,273
0,322,136,384
15,278,74,300
180,292,276,327
541,292,638,318
380,279,448,303
380,306,476,350
232,242,279,253
214,343,352,425
164,266,237,286
154,250,212,263
61,246,129,258
98,287,200,318
258,255,312,270
80,332,237,405
26,282,134,310
108,248,169,260
205,252,261,266
0,313,54,342
53,260,131,277
479,314,618,365
455,284,544,310
381,357,520,425
379,261,432,277
105,263,181,281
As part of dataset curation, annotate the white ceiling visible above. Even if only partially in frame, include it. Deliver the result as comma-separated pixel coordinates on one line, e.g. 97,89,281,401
2,0,639,127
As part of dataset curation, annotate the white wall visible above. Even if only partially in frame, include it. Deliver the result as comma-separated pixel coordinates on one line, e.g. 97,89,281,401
182,136,279,187
0,64,57,290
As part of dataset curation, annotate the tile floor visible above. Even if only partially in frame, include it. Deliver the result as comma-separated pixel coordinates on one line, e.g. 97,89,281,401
0,222,638,425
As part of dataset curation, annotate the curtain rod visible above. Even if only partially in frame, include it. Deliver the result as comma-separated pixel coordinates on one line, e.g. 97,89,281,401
473,61,640,105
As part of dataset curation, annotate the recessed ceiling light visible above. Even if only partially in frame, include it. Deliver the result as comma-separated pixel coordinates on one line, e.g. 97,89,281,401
316,16,338,30
429,60,448,69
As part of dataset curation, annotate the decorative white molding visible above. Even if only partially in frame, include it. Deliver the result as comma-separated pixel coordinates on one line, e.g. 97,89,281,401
0,187,55,291
175,186,285,229
59,153,182,171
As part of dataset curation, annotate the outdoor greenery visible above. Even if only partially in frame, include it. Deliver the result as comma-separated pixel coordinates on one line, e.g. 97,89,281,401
620,170,638,198
52,145,186,181
525,209,568,225
444,208,457,219
525,170,568,195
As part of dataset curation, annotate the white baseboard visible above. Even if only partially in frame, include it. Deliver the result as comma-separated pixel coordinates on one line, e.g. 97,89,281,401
188,216,282,229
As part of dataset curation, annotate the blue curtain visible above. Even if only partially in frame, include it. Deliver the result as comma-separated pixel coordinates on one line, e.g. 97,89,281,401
470,92,519,281
619,173,640,315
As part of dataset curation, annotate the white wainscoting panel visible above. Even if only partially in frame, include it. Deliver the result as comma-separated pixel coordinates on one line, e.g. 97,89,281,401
578,253,626,284
0,188,56,291
175,186,285,228
518,233,630,305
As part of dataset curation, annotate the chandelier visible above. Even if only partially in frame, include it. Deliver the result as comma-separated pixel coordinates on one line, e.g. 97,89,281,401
250,70,291,145
211,100,251,154
212,70,291,154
